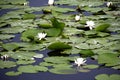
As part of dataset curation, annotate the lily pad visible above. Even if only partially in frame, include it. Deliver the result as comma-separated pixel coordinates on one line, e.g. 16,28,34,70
79,49,94,57
48,42,72,50
95,74,120,80
98,53,120,67
5,71,22,76
95,23,110,32
2,43,19,51
0,60,16,69
49,67,77,74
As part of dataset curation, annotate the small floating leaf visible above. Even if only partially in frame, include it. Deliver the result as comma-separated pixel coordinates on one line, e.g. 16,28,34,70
95,23,110,32
79,49,94,57
48,42,72,50
5,71,22,76
95,74,120,80
0,60,16,69
18,65,37,73
2,43,19,51
49,67,77,74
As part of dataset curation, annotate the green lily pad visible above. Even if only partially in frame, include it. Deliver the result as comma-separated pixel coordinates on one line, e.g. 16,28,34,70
98,53,120,67
79,49,94,57
49,67,77,74
48,42,72,50
95,23,110,32
0,60,16,69
95,74,120,80
2,43,19,51
0,34,15,40
5,71,22,76
16,60,35,65
22,13,36,20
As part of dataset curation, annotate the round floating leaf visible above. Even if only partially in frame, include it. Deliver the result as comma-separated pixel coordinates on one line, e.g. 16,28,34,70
83,64,99,69
95,74,120,80
2,43,19,51
49,67,77,74
0,34,15,40
48,42,72,50
34,66,48,72
16,60,35,65
44,57,69,64
98,53,120,67
22,13,35,19
79,49,94,57
0,60,16,69
95,23,110,32
5,71,22,76
95,74,109,80
18,65,37,73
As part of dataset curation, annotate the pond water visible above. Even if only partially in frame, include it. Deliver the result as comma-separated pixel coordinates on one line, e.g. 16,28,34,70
0,0,120,80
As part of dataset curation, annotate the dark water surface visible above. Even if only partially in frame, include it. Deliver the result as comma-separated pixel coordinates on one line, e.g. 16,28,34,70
0,0,120,80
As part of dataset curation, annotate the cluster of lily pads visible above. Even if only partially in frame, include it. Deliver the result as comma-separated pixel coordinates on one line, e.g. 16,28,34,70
0,0,120,79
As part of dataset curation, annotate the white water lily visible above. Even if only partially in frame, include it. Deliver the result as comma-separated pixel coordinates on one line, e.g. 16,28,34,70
75,15,81,21
85,20,95,30
74,58,86,67
106,2,113,7
1,54,9,61
36,33,47,40
48,0,54,6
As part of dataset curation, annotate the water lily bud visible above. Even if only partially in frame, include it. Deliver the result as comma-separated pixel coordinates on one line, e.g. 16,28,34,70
48,0,54,6
106,2,113,7
75,15,80,21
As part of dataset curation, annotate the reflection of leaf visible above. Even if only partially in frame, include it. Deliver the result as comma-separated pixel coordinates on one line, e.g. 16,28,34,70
0,60,16,69
5,71,22,76
48,42,72,50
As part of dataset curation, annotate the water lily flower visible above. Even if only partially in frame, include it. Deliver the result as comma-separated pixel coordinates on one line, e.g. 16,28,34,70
75,15,81,21
106,2,113,7
48,0,54,6
23,2,28,6
36,33,47,40
85,20,95,30
74,58,86,67
1,54,9,61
